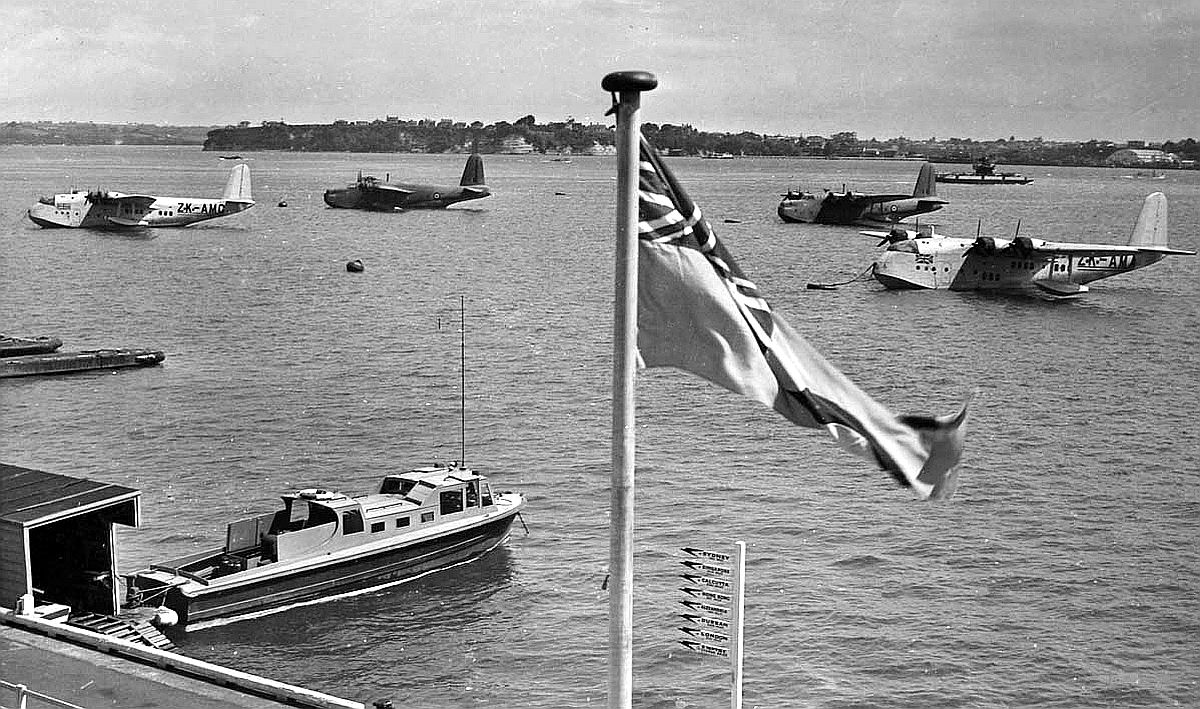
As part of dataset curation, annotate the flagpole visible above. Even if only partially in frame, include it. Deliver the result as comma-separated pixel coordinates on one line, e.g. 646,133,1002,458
603,69,657,709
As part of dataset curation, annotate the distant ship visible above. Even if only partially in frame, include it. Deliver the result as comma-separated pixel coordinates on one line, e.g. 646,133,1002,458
936,156,1032,185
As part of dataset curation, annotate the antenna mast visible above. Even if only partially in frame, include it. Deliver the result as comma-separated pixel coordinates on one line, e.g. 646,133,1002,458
460,295,466,467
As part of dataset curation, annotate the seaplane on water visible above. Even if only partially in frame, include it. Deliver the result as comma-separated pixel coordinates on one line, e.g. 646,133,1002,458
865,192,1194,296
323,154,490,211
778,162,947,226
27,164,254,229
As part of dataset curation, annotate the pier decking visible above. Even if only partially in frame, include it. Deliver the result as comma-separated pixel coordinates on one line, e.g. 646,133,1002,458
0,348,164,378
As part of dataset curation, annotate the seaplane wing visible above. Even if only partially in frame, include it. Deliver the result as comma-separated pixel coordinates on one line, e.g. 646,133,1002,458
1033,241,1196,256
845,193,910,207
373,183,414,196
99,194,157,227
94,194,157,208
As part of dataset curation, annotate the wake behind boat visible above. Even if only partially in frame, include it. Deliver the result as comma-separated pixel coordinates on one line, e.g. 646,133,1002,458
125,464,524,629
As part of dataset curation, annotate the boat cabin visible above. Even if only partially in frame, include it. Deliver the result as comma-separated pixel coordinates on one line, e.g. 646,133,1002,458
171,466,502,583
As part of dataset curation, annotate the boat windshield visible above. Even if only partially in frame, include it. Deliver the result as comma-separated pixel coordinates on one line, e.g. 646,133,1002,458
273,499,338,533
380,477,418,496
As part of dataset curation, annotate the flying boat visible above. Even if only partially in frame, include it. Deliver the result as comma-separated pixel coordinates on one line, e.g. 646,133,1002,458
778,162,947,226
865,192,1193,296
323,154,490,210
27,164,254,229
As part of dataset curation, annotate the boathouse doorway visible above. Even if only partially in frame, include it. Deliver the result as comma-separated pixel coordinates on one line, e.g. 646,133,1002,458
0,463,140,617
28,511,125,614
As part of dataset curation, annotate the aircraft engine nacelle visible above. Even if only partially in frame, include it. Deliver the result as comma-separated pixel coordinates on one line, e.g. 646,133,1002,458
1009,236,1036,257
969,237,999,255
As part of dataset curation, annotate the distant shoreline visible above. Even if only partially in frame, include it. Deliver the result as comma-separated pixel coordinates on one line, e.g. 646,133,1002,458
4,120,1196,168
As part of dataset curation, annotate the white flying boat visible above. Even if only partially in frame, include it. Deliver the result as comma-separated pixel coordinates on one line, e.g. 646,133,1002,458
865,192,1193,296
28,164,254,229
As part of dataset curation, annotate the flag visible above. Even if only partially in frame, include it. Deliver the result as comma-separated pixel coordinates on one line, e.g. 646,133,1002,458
635,138,968,499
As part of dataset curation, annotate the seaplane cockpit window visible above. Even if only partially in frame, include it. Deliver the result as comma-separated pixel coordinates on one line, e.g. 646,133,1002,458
466,480,480,508
887,240,918,253
440,489,465,515
481,483,494,507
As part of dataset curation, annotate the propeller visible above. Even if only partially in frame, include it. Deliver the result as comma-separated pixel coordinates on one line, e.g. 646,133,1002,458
964,235,999,257
873,226,912,247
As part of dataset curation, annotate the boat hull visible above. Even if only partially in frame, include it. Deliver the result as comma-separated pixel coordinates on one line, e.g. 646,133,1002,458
154,509,520,628
0,336,63,357
935,174,1032,185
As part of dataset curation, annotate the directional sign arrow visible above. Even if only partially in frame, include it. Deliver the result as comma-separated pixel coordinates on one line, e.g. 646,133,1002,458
679,599,729,616
681,559,731,576
679,625,730,644
680,573,731,589
679,639,729,658
679,613,730,630
680,586,731,604
682,547,731,564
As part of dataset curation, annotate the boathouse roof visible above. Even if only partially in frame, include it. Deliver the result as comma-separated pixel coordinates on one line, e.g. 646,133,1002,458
0,463,139,528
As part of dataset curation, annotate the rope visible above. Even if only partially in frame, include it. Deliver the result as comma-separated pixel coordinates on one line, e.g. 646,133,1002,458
806,263,876,290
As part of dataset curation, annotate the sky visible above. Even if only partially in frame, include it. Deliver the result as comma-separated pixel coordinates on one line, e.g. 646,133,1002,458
2,0,1197,142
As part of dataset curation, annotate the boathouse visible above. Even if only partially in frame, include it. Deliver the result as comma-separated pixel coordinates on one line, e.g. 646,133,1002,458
0,463,139,616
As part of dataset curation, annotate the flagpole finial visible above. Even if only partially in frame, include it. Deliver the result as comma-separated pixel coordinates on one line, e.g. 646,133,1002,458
602,70,658,93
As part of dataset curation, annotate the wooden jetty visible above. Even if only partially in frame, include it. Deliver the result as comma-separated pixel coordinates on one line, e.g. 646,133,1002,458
0,348,164,378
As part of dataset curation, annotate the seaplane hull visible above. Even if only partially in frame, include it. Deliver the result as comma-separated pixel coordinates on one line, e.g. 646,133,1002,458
324,154,490,211
778,162,947,226
867,193,1192,296
27,165,254,229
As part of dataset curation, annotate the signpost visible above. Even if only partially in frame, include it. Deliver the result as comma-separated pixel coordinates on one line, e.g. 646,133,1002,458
677,542,746,709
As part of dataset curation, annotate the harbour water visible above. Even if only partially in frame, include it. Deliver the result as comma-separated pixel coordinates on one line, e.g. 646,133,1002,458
1,146,1197,708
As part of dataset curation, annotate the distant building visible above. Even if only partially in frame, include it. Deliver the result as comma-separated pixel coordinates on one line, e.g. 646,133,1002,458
500,136,534,154
584,141,617,156
1105,148,1177,167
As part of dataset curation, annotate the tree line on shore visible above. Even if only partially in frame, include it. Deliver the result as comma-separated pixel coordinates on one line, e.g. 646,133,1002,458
5,118,1198,167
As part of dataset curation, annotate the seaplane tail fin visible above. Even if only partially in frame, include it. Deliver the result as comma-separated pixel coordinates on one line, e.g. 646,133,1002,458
223,164,253,203
460,154,485,187
912,162,937,198
1128,192,1167,248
